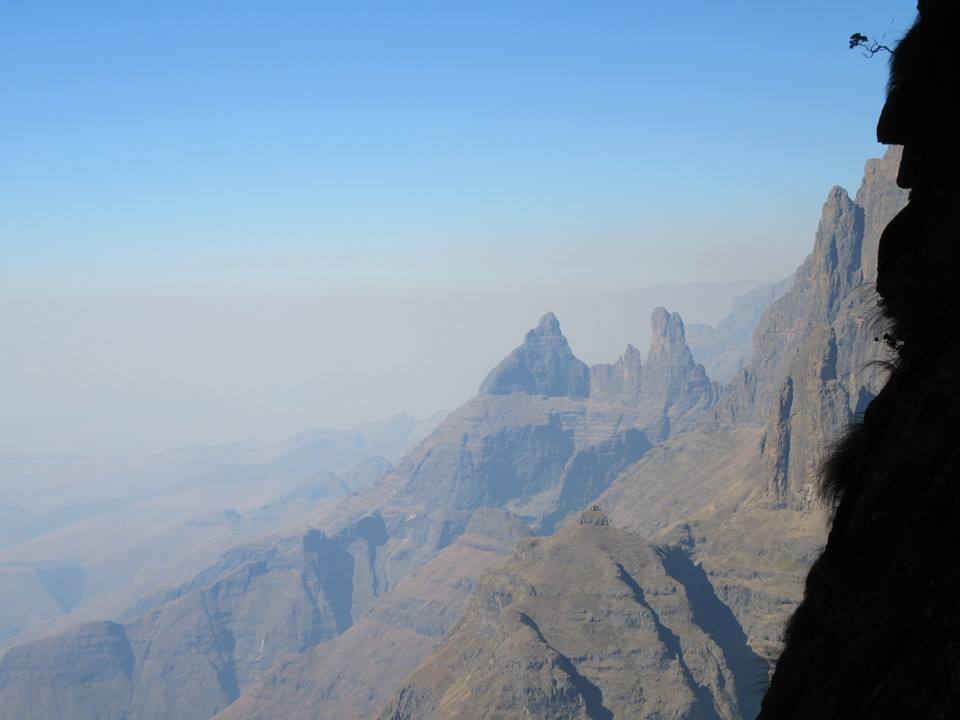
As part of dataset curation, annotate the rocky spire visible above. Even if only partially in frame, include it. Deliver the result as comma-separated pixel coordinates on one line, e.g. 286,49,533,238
479,312,590,398
647,307,690,363
719,147,907,511
639,308,718,439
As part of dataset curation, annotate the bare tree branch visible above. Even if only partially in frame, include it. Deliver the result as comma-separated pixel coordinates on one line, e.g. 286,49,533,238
849,33,894,58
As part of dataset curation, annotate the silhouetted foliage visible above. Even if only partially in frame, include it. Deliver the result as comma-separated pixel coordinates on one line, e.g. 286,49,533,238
849,32,893,57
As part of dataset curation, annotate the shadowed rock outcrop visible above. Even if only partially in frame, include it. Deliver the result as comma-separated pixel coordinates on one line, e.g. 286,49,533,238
760,3,960,718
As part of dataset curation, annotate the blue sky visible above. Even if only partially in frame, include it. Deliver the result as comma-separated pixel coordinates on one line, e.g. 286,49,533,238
0,1,916,455
2,0,911,293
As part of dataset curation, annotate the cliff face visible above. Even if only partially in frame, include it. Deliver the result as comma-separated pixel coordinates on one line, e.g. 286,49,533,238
372,141,911,720
723,147,907,511
589,146,907,663
760,3,960,718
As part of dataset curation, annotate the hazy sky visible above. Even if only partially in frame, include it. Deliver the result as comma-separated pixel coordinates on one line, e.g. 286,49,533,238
1,1,911,456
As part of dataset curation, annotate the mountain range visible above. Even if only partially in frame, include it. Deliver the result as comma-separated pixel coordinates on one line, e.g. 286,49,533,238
0,147,907,719
0,412,444,656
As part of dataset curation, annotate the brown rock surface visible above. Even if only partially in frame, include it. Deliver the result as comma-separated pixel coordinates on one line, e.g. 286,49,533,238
379,522,764,720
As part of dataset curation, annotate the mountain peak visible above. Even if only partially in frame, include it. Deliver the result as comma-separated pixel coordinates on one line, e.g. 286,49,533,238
648,307,689,362
641,307,717,439
534,311,561,335
479,313,590,399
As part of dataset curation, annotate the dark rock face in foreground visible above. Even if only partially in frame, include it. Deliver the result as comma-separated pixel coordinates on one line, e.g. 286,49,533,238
760,3,960,718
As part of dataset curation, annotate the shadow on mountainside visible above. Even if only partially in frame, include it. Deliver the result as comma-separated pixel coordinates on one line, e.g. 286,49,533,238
659,547,767,720
516,611,614,720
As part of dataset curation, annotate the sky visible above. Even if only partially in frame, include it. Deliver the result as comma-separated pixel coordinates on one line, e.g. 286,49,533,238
1,1,913,456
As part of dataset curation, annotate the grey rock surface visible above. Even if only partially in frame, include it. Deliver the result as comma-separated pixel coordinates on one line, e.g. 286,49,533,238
479,312,591,399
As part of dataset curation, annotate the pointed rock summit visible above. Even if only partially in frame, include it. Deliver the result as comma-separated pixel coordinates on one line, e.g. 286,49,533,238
479,312,590,399
646,306,698,371
640,308,718,438
535,311,561,334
